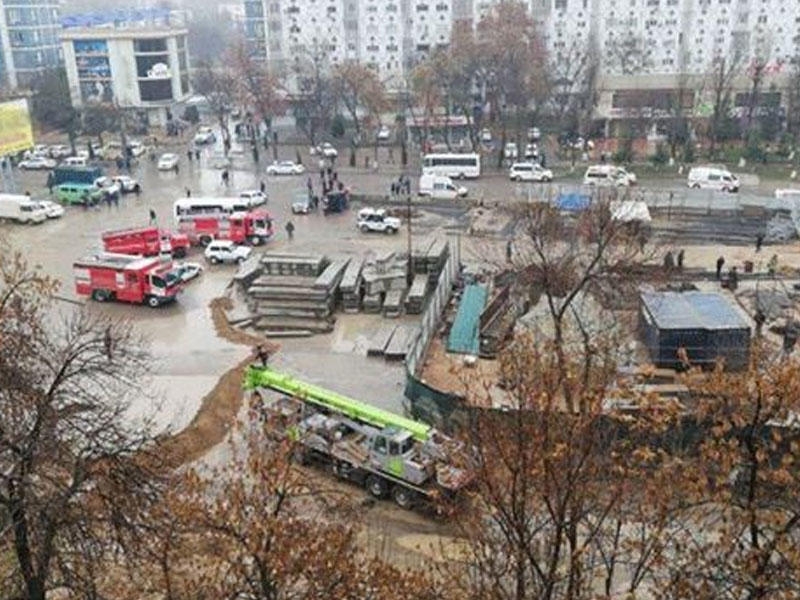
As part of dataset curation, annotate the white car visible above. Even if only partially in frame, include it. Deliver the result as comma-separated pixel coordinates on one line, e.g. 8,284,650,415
292,193,311,214
509,162,553,182
48,145,71,158
320,142,338,158
357,207,401,234
174,261,204,282
157,153,180,171
19,156,56,170
377,126,391,142
94,176,121,197
194,127,216,145
112,175,141,193
504,142,518,160
480,128,492,143
524,143,539,160
36,200,65,218
266,160,305,175
127,140,146,157
204,240,252,265
239,190,268,206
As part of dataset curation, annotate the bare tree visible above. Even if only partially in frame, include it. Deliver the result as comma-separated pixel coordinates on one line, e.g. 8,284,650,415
705,53,743,156
0,246,166,600
549,39,600,142
193,60,236,152
292,41,335,147
786,55,800,146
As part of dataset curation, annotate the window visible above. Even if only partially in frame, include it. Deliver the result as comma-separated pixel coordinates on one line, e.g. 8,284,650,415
134,38,167,53
374,436,387,454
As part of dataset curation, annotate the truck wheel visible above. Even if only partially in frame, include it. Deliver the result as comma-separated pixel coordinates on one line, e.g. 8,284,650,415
199,235,213,246
360,224,370,233
146,296,161,308
392,486,416,509
365,475,388,499
91,289,110,302
210,256,220,265
385,227,396,235
249,235,263,246
332,460,351,480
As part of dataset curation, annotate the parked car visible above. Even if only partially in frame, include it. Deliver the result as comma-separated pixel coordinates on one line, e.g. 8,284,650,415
18,156,56,170
266,160,305,175
418,174,468,199
320,142,338,158
100,141,125,161
127,140,147,157
528,127,541,141
240,190,268,206
687,166,739,193
194,126,216,145
292,194,312,214
509,162,553,182
157,153,180,171
94,176,121,197
48,145,71,159
480,128,492,143
504,142,518,160
112,175,141,193
377,125,391,142
524,143,539,160
62,156,88,167
204,240,252,265
174,261,204,282
36,199,65,218
357,207,401,234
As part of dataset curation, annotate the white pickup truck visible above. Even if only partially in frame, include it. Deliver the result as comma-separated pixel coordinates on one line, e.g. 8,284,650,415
357,208,401,234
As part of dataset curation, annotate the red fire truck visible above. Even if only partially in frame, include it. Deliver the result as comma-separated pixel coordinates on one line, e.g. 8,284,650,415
73,253,182,308
177,210,273,246
101,226,190,258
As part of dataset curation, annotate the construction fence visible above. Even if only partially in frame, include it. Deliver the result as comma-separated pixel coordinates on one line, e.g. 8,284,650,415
404,234,467,428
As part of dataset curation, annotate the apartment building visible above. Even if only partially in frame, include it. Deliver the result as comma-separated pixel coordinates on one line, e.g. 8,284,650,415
0,0,62,89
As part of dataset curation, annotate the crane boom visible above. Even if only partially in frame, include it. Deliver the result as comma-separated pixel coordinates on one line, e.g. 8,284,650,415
244,365,432,441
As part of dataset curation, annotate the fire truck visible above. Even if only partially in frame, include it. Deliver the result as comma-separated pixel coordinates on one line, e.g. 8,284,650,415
101,226,190,258
177,210,274,246
73,253,182,308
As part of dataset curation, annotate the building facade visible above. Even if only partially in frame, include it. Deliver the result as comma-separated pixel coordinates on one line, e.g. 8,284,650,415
61,25,192,127
244,0,800,130
0,0,62,89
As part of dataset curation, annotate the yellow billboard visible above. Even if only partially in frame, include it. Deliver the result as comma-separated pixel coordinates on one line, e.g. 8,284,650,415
0,99,34,156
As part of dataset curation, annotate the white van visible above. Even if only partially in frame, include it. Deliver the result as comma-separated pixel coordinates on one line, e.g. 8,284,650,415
509,162,553,182
583,165,637,187
687,166,739,193
418,174,468,200
62,156,88,167
0,194,48,224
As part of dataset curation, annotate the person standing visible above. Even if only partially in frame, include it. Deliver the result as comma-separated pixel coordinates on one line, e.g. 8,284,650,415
187,149,193,162
195,149,201,161
221,170,229,186
149,208,157,225
186,188,191,198
715,256,725,280
46,171,54,195
260,180,266,194
756,233,764,253
677,249,685,270
506,239,513,262
285,220,295,240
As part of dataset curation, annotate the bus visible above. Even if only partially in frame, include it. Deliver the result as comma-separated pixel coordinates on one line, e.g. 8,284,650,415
421,153,481,179
173,197,252,221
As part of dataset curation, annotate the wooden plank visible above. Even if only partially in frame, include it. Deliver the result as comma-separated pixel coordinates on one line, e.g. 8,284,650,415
368,324,398,356
384,325,420,360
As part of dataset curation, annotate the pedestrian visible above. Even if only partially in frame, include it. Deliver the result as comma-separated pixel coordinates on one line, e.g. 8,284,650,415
149,208,157,225
715,256,725,280
728,266,739,290
391,181,397,196
754,308,766,337
756,233,764,253
260,180,266,194
285,220,295,240
506,239,513,262
254,344,270,367
677,249,685,270
332,170,338,182
195,149,200,161
46,171,54,195
663,251,675,271
221,170,229,186
174,163,179,174
768,254,778,276
186,188,191,198
187,149,193,162
404,176,411,195
134,184,141,198
308,176,314,192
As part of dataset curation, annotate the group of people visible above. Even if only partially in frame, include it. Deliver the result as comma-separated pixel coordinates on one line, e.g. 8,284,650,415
389,175,412,197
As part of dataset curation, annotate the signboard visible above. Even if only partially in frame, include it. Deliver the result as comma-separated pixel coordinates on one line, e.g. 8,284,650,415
0,99,34,156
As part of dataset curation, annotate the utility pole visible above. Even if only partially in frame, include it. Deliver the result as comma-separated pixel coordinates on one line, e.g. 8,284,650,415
407,182,413,285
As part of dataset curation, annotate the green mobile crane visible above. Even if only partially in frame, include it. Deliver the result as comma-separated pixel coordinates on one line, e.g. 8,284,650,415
244,365,470,509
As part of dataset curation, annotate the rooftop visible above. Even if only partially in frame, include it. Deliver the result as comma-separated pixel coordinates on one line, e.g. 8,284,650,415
640,291,750,331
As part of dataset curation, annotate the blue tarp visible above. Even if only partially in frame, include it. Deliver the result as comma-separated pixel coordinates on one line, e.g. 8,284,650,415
555,193,591,212
447,284,488,355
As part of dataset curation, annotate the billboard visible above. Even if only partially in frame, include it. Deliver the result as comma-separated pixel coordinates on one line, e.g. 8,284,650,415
0,99,34,156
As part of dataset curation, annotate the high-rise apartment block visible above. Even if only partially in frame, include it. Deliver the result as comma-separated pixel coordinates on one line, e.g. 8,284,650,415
0,0,62,88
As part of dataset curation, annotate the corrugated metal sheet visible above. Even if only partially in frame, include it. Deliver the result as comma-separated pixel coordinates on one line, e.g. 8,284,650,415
447,284,488,355
640,291,749,330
